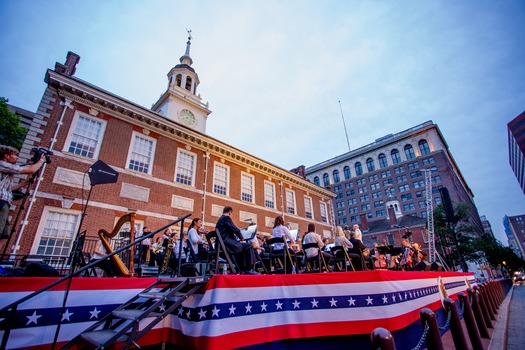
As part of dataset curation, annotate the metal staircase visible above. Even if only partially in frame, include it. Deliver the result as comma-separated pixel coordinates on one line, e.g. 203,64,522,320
61,276,209,350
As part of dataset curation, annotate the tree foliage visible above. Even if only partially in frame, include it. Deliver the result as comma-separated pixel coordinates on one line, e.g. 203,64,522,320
0,97,27,149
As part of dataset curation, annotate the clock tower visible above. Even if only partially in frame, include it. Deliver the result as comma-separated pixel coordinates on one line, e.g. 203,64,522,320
152,31,211,133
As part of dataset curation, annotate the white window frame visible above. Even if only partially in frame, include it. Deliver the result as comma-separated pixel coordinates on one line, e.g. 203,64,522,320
213,162,230,196
126,131,156,175
31,206,81,256
285,189,296,215
175,148,197,186
241,172,255,203
320,202,328,223
63,111,107,159
264,181,276,209
304,196,314,219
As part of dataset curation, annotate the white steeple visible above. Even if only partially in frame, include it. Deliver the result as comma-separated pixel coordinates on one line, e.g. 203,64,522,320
152,30,211,133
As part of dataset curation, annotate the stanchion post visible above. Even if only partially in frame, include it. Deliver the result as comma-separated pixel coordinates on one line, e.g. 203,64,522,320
486,281,499,310
370,327,396,350
474,285,494,328
420,308,444,350
443,298,469,350
458,292,484,350
468,288,490,338
481,284,496,320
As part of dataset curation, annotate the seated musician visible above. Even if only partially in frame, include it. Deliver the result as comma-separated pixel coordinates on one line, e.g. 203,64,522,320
334,226,361,261
411,243,421,265
400,239,414,270
90,239,116,277
349,231,375,270
271,216,297,272
302,223,333,266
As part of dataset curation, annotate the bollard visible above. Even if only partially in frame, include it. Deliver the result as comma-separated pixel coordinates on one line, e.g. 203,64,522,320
481,284,496,320
458,292,484,350
370,327,396,350
443,298,469,350
486,281,499,311
468,288,490,338
474,285,494,328
420,308,444,350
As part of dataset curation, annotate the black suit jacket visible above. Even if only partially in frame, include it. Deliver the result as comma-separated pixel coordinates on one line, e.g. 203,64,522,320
215,214,244,253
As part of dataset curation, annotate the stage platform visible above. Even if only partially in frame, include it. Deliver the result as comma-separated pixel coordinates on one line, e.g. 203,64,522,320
0,270,476,350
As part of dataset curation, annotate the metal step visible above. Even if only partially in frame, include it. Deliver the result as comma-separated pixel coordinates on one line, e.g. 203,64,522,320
138,291,185,300
112,309,161,320
81,329,128,346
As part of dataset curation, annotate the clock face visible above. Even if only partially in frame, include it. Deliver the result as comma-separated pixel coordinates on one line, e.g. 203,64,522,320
179,109,196,125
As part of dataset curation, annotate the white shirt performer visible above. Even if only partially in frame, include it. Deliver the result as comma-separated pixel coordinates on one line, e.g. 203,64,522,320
352,224,363,242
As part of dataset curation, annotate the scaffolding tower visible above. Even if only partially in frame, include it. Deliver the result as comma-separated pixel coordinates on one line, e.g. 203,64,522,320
423,169,436,263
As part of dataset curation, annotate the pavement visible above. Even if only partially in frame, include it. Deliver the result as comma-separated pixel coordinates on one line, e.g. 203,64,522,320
488,281,524,350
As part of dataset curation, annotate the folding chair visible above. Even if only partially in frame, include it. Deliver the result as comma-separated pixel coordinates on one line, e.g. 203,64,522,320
266,237,296,274
330,246,355,272
206,229,239,274
302,243,330,273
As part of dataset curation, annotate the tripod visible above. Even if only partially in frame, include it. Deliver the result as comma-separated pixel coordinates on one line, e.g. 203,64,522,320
1,170,41,260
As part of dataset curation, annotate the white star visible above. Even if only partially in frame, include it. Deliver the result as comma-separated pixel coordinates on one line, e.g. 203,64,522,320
229,304,237,315
292,300,301,309
382,295,389,304
89,307,100,320
26,311,42,325
275,301,283,310
329,298,338,307
198,309,207,319
398,293,403,301
186,310,191,319
348,297,356,306
178,307,184,316
260,302,268,312
311,299,319,308
158,303,166,312
404,292,408,299
245,303,253,313
212,306,220,317
392,295,397,302
409,292,413,298
62,309,73,322
366,296,374,305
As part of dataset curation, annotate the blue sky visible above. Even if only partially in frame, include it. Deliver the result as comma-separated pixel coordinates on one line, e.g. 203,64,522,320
1,1,524,243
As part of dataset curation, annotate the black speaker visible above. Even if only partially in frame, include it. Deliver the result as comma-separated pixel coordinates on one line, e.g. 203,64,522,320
88,160,119,186
430,262,443,272
438,187,455,223
414,260,431,271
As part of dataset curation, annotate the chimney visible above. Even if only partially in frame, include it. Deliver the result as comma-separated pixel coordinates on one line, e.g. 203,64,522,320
359,214,369,231
64,51,80,76
388,207,397,226
290,165,306,179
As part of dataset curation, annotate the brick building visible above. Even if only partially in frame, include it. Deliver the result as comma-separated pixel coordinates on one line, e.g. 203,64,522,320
2,38,334,258
302,121,484,251
508,110,525,194
503,214,525,259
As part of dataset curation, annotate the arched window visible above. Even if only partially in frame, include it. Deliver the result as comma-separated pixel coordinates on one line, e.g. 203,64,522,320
355,162,363,176
366,158,375,172
185,76,192,91
378,153,388,168
314,176,320,186
419,139,431,156
323,173,330,186
343,166,351,180
333,169,340,183
404,145,415,160
391,149,401,164
176,74,182,87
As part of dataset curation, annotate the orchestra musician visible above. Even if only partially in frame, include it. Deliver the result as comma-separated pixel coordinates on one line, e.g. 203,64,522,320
188,218,208,260
349,231,375,270
399,238,414,270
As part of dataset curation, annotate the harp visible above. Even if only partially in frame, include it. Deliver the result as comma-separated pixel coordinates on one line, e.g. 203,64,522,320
98,212,136,276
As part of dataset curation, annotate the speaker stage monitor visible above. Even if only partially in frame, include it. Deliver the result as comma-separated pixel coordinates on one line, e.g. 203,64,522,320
88,160,119,186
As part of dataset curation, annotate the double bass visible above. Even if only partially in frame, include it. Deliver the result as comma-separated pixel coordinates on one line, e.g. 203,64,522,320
98,212,136,276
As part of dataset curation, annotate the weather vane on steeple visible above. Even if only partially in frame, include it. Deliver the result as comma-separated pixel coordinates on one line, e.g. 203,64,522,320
186,28,192,41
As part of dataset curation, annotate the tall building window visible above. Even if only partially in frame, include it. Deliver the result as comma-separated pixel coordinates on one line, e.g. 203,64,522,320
264,181,275,208
323,173,330,186
333,169,340,183
404,144,415,160
286,189,296,214
127,132,156,174
304,196,314,219
418,139,431,155
320,202,328,223
314,176,320,186
391,149,401,164
213,163,229,195
387,235,395,246
366,158,375,172
175,149,196,186
344,166,351,180
65,113,106,159
241,173,255,203
34,208,79,256
355,162,363,176
378,153,388,168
